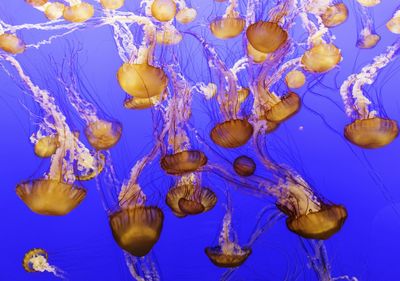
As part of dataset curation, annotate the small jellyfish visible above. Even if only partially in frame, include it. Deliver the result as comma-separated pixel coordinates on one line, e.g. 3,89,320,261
34,134,59,158
100,0,125,10
23,248,64,277
109,206,164,257
16,179,86,216
233,155,256,177
0,33,25,54
166,174,217,217
25,0,48,7
246,21,288,54
321,3,348,28
356,0,380,7
285,70,306,89
354,3,380,49
205,202,251,267
176,7,197,24
301,43,341,73
84,119,122,150
151,0,176,22
75,152,106,181
210,119,254,148
156,24,182,45
210,0,245,39
160,150,208,175
246,43,268,64
44,2,65,21
387,8,400,34
117,63,168,99
63,2,94,23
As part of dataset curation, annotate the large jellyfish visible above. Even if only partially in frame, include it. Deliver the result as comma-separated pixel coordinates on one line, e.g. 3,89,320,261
210,0,245,39
340,39,400,149
0,55,99,215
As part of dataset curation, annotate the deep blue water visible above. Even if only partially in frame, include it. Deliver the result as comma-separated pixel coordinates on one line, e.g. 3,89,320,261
0,1,399,281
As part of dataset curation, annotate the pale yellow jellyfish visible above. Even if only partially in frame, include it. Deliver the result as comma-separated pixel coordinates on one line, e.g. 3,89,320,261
45,2,65,20
34,135,59,158
100,0,125,10
176,7,197,24
285,70,306,89
151,0,177,22
63,2,94,23
356,0,380,7
321,3,348,27
23,248,64,277
387,9,400,34
0,33,25,54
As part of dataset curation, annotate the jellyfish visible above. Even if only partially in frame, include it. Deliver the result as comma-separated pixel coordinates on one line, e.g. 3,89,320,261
151,0,177,22
387,7,400,34
340,39,400,148
56,56,122,150
160,69,208,175
23,248,64,278
34,134,59,158
63,2,94,23
320,2,348,28
109,144,165,257
0,55,99,215
354,2,380,49
285,70,306,89
176,6,197,24
205,201,251,268
156,23,183,45
301,43,342,73
100,0,125,10
166,173,217,217
190,38,254,148
25,0,48,7
210,0,245,39
356,0,380,7
233,155,256,177
0,33,25,54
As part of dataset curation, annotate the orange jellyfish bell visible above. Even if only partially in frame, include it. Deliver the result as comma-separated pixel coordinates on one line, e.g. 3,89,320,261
84,119,122,150
210,119,253,148
356,0,380,7
301,44,341,73
117,63,168,99
247,43,267,63
76,153,106,181
264,92,301,123
321,3,348,27
285,70,306,89
25,0,48,7
100,0,125,10
344,117,399,149
124,96,161,110
166,184,217,217
34,135,59,158
284,204,348,240
233,155,256,177
16,179,86,216
246,21,288,53
0,33,25,54
151,0,177,22
45,2,65,20
210,17,246,39
63,2,94,23
109,206,164,257
176,7,197,24
205,246,252,268
160,150,208,175
357,34,380,49
156,28,182,45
